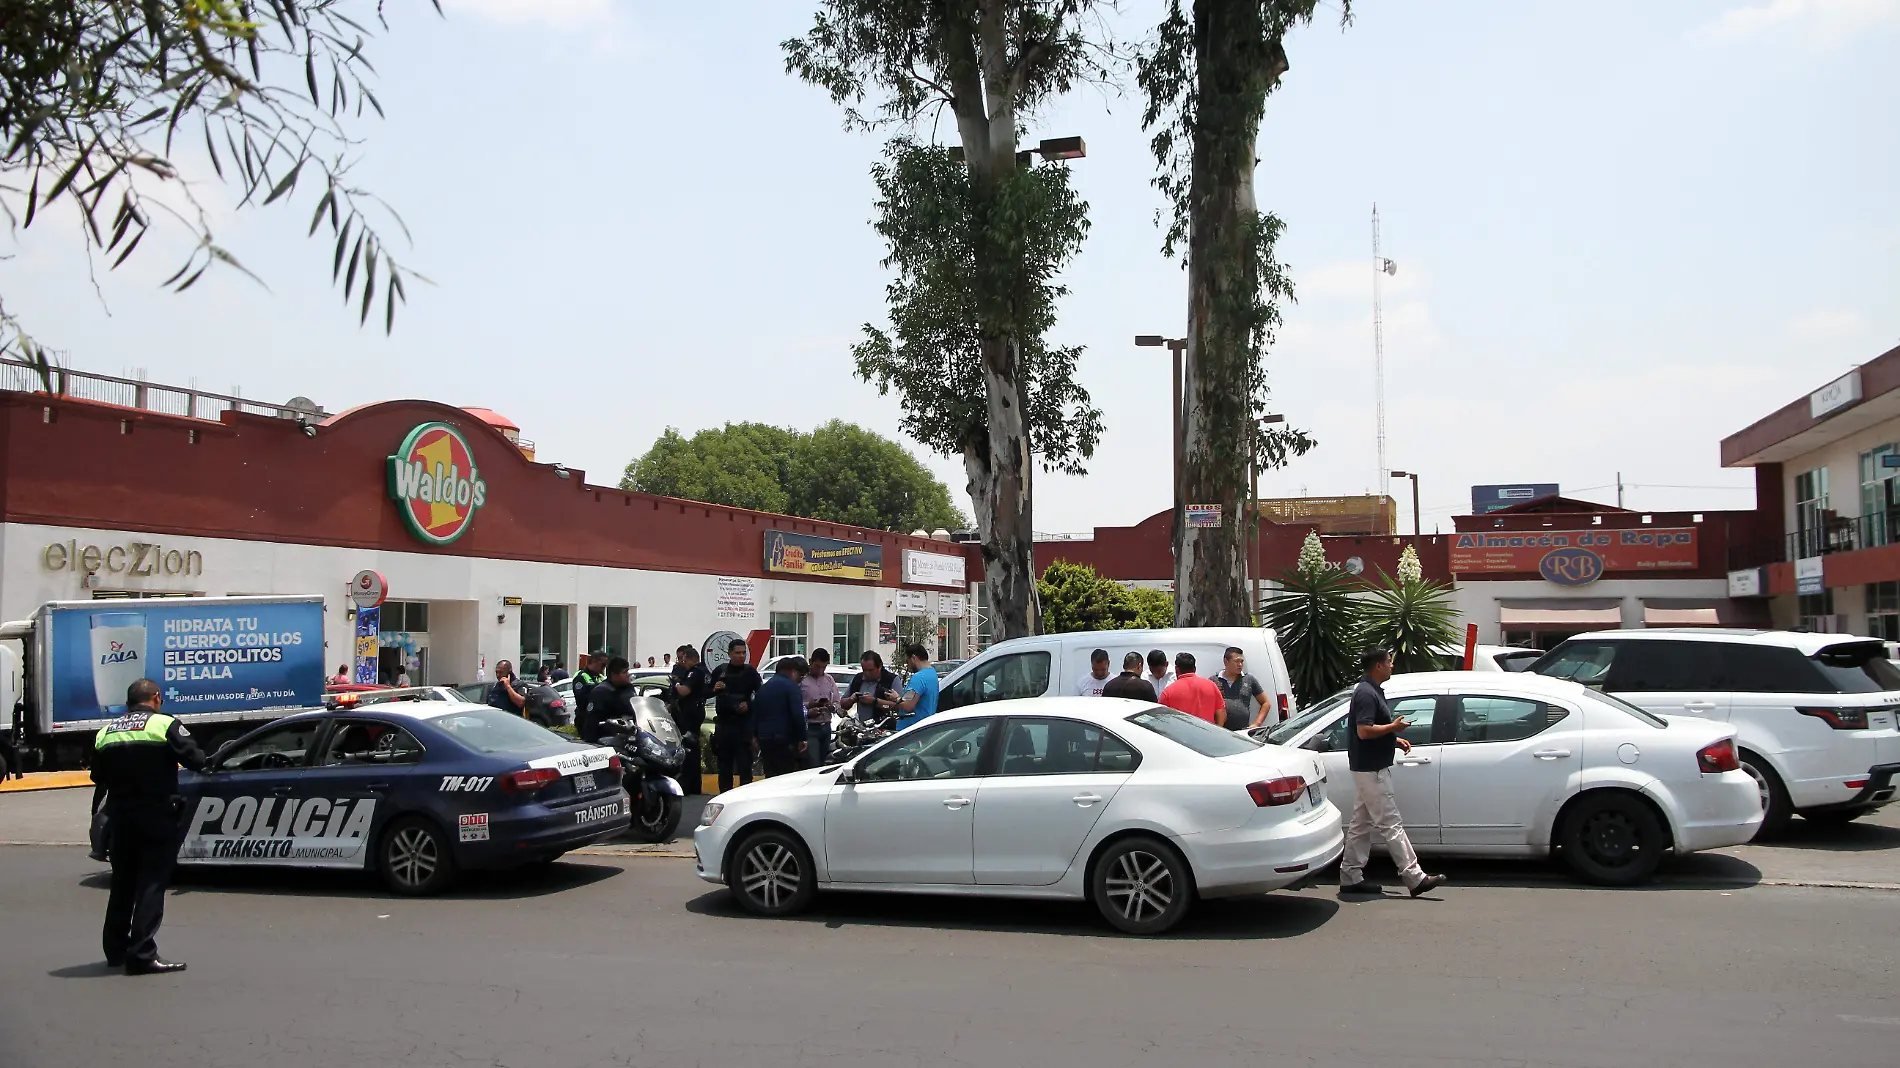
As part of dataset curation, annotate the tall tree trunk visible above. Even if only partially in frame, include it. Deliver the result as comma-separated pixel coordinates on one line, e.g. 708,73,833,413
1174,0,1285,628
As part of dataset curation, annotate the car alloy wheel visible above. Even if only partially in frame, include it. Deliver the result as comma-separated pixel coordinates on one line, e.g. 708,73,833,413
1738,753,1793,838
726,828,816,917
1089,835,1194,935
380,816,456,896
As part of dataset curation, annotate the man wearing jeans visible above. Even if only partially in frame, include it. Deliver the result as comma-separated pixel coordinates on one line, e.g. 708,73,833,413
1339,647,1446,898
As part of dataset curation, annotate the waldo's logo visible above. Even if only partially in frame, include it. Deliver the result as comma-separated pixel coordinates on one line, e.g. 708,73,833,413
387,422,488,545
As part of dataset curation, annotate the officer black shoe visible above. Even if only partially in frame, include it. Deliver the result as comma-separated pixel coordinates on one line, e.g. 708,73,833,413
125,958,186,976
104,954,125,968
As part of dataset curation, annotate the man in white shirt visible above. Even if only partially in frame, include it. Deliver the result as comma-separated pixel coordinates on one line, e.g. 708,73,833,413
1145,649,1177,699
1075,649,1112,696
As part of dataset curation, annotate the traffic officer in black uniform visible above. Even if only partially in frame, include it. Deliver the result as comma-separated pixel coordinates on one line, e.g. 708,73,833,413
91,678,205,975
668,645,711,795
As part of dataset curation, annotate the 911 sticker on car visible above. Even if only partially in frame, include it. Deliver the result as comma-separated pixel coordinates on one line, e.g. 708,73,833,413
177,795,377,868
574,801,621,825
459,813,491,842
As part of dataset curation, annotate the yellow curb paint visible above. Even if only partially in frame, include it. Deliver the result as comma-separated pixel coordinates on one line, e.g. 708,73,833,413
0,771,92,793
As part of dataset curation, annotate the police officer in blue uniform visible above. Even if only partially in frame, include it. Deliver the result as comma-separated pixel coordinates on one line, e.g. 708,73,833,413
91,678,205,975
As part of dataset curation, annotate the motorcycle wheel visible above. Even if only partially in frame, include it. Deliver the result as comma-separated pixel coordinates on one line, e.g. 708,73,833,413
629,789,683,843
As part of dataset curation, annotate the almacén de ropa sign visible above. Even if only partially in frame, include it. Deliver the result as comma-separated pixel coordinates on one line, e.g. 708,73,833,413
1450,527,1698,574
387,421,488,545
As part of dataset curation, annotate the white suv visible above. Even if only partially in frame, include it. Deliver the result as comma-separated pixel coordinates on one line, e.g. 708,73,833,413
1529,630,1900,836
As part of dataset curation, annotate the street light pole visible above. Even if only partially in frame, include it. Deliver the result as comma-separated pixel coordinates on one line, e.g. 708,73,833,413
1391,470,1420,537
1135,335,1188,510
1254,414,1285,624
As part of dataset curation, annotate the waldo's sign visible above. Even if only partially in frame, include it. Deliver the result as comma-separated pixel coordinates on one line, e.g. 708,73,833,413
1451,527,1697,581
387,422,488,545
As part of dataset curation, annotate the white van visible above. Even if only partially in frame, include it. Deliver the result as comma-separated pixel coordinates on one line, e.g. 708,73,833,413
936,627,1298,729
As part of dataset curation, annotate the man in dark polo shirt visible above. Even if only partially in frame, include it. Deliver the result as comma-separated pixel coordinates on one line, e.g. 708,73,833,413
1339,647,1446,898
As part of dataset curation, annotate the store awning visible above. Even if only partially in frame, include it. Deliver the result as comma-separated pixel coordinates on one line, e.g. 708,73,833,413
1497,607,1623,628
1643,607,1721,626
1641,598,1772,628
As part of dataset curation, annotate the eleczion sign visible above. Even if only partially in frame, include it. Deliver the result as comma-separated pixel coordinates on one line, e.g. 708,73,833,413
387,422,488,545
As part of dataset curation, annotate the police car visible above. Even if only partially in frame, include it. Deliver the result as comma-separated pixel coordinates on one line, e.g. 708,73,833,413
175,698,631,894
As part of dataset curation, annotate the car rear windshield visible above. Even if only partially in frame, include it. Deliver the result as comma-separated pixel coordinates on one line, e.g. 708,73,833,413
1578,688,1668,728
1265,691,1350,745
425,708,570,754
1127,708,1262,757
1811,642,1900,694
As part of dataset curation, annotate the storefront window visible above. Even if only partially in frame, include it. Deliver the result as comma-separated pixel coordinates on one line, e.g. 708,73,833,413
941,616,964,661
1867,583,1900,641
770,612,808,657
382,601,429,632
1797,590,1835,633
587,606,631,658
1794,467,1829,557
831,614,866,661
377,601,430,686
518,603,569,676
1861,446,1900,549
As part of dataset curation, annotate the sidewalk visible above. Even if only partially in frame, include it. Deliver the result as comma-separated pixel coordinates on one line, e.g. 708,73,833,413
0,771,91,794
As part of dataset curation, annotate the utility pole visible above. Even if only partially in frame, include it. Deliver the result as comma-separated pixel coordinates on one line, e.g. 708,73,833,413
1372,206,1397,501
1616,472,1624,508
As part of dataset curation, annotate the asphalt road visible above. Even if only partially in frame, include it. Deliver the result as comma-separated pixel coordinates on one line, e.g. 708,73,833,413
2,842,1898,1068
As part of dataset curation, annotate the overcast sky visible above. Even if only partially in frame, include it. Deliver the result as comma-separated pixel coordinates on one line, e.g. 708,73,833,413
7,0,1896,536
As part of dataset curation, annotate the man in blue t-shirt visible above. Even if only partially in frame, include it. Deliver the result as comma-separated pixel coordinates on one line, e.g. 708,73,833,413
896,643,940,730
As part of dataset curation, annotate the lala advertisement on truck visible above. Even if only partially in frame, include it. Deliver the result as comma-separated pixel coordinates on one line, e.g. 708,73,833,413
45,599,325,726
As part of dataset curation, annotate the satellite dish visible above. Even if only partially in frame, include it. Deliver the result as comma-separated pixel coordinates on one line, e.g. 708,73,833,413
279,395,321,418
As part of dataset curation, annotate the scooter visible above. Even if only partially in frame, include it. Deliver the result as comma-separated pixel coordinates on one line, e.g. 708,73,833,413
600,694,686,843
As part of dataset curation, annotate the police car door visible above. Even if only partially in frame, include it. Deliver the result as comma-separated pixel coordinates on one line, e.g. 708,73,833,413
180,717,342,867
293,717,430,868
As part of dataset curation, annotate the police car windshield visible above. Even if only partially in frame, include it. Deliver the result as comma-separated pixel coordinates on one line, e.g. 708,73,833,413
426,708,568,754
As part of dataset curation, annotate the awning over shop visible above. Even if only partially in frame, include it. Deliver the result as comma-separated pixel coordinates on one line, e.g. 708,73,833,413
1643,607,1720,626
1497,607,1623,628
1640,598,1772,628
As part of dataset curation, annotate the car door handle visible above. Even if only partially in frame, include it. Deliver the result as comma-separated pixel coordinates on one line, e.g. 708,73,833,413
364,782,392,792
1071,793,1104,806
1398,756,1431,766
942,796,972,810
1683,702,1717,712
1532,750,1571,760
269,785,297,796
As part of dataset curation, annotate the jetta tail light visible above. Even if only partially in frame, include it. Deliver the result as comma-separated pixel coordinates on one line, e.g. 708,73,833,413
501,767,561,793
1247,776,1308,806
1277,692,1291,720
1696,738,1740,774
1798,707,1869,730
608,756,622,775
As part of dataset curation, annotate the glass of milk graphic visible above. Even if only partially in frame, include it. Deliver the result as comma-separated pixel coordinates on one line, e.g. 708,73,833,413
90,612,148,715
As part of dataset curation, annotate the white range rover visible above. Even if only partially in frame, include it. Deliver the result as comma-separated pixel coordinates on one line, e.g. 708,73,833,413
1530,629,1900,836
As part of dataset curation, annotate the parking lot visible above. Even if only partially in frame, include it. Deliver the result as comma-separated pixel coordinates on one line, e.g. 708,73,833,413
3,787,1898,1068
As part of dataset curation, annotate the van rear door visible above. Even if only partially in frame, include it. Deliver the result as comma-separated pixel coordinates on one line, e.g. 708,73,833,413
1260,628,1297,721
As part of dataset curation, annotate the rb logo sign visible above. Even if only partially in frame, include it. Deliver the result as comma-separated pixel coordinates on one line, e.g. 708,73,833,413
1539,547,1604,587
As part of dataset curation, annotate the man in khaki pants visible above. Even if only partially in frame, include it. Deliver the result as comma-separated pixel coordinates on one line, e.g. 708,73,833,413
1339,648,1446,898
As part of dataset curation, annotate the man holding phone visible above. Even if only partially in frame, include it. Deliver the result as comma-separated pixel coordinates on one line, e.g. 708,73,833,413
800,647,841,766
1338,647,1446,898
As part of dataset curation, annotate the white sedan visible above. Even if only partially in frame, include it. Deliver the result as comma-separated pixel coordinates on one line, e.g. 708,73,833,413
693,697,1343,934
1255,672,1762,885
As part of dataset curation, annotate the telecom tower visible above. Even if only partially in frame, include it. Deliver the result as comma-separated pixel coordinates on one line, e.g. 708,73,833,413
1372,205,1396,498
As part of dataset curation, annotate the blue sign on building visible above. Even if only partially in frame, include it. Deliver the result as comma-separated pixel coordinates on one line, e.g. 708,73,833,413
1472,483,1561,514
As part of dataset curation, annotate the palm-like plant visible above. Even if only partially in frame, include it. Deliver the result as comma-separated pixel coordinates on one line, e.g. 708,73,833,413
1360,570,1462,674
1262,565,1364,707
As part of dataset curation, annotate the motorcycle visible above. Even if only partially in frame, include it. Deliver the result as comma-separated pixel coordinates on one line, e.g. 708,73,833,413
600,694,686,843
829,707,898,765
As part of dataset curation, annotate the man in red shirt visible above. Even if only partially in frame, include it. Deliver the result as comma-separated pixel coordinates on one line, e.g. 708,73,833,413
1158,652,1226,725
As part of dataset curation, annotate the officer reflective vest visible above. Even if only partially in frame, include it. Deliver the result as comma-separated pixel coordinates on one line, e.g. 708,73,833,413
91,709,193,800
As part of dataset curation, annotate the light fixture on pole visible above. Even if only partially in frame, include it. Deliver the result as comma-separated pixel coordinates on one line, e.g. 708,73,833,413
948,136,1088,166
1390,469,1421,537
1136,334,1189,510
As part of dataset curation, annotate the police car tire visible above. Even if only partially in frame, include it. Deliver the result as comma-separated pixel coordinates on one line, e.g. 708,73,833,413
379,815,458,896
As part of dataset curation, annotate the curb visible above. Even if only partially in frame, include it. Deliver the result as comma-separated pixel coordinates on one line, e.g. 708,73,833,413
0,772,92,793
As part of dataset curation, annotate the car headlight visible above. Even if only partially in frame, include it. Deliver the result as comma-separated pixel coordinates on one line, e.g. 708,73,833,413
698,802,723,828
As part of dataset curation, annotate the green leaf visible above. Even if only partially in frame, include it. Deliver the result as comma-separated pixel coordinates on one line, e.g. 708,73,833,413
175,263,211,292
204,122,223,179
343,232,364,297
262,160,303,205
309,189,335,236
332,217,354,279
305,51,320,107
22,170,39,228
359,245,378,324
110,229,146,269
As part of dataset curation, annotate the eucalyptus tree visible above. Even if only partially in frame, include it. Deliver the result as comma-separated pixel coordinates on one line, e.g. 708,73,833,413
1139,0,1337,625
784,1,1112,640
0,1,437,377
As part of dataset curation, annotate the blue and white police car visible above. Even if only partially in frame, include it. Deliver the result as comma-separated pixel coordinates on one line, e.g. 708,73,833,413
176,697,631,894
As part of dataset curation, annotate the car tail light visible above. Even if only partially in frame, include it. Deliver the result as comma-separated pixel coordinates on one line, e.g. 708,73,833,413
1696,738,1740,774
608,756,622,775
1277,692,1290,720
1798,707,1869,730
500,768,561,793
1247,776,1308,806
551,699,566,710
1844,778,1869,789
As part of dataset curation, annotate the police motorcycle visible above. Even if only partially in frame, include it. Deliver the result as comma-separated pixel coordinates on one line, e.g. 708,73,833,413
829,707,898,765
598,694,686,843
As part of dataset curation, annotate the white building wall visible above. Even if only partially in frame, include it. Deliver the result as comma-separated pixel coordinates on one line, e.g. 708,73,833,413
2,522,914,684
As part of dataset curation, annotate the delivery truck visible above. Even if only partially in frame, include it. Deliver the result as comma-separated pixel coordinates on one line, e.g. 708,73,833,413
1,596,329,777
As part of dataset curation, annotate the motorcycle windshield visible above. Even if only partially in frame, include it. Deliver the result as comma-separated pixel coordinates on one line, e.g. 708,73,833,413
633,697,682,745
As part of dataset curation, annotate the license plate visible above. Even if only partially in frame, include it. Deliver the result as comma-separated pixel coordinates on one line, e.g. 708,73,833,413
1306,782,1323,806
1869,711,1895,732
574,801,620,825
570,772,596,794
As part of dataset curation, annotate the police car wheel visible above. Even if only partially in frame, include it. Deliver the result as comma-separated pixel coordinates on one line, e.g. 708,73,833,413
727,828,815,917
380,816,457,896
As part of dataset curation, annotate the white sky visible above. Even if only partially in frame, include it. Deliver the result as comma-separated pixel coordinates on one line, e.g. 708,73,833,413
5,0,1896,535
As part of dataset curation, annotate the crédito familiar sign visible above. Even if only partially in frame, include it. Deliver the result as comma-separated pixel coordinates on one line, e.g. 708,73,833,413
387,421,488,546
765,531,883,581
1451,528,1698,578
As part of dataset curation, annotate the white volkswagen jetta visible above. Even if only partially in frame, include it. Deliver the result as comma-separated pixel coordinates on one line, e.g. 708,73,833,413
1255,672,1762,885
693,697,1343,934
